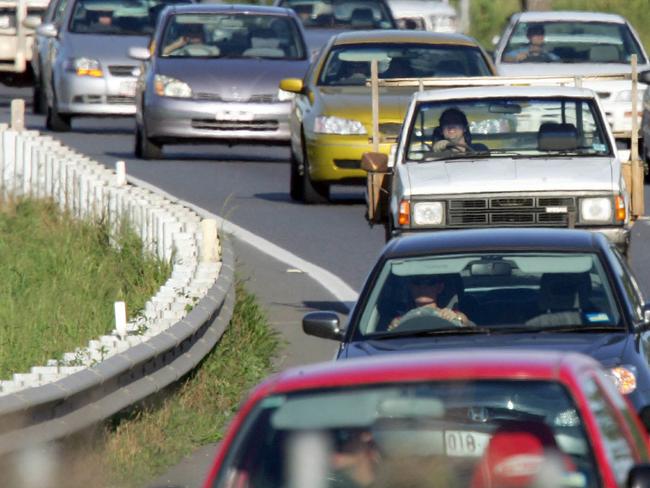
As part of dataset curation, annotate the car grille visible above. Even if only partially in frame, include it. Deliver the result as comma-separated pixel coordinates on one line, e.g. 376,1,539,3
193,93,276,103
191,118,278,131
72,95,134,104
108,65,138,77
445,196,577,227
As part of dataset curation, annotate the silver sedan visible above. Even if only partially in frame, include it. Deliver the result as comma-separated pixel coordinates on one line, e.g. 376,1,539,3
130,4,310,159
39,0,182,131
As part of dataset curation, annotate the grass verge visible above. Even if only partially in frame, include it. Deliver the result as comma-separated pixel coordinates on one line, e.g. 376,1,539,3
81,279,280,488
0,198,170,379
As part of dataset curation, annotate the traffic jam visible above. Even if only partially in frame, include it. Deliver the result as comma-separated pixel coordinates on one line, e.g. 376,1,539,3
7,0,650,485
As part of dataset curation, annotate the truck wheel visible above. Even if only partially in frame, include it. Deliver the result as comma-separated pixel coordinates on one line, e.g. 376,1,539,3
137,122,163,160
289,150,303,201
301,152,329,204
46,97,71,132
32,84,45,115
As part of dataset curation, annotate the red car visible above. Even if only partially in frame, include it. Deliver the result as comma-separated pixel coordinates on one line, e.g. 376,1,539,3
203,350,650,488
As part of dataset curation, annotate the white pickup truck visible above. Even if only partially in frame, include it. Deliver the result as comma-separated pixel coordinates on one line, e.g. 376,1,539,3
363,84,633,254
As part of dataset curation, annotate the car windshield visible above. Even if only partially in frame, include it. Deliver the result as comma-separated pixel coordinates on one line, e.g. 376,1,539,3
279,0,394,29
318,43,492,86
355,252,622,336
159,13,306,59
405,97,612,161
69,0,176,35
211,380,598,488
501,20,647,64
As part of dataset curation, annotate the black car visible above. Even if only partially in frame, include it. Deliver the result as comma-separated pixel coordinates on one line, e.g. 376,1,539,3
304,228,650,421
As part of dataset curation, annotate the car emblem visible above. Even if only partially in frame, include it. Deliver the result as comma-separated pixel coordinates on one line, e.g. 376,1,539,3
468,406,489,423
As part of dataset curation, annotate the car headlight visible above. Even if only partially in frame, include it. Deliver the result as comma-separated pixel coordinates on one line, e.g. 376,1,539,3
413,202,444,225
154,74,192,98
277,88,295,102
67,57,103,77
608,366,637,395
615,90,645,103
314,116,366,135
579,197,612,223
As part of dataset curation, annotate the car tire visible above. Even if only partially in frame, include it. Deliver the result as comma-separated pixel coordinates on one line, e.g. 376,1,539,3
32,84,46,115
289,149,304,201
45,93,72,132
301,147,329,204
134,123,143,158
137,122,163,160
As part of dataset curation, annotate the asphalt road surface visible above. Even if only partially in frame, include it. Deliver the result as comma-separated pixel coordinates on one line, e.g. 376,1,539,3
1,84,650,488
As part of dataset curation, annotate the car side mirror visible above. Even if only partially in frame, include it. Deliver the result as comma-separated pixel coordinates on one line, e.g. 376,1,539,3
22,15,42,29
361,152,389,172
128,46,151,61
639,69,650,85
36,22,58,38
627,464,650,487
279,78,304,94
303,311,344,341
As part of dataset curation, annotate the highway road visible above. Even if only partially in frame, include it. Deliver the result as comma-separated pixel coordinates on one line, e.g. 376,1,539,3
2,83,650,487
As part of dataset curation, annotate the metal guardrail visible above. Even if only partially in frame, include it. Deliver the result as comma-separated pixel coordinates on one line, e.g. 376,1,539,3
0,105,234,456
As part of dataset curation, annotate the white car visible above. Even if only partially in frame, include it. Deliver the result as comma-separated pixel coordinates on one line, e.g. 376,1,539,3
364,85,632,254
493,11,649,144
385,0,457,32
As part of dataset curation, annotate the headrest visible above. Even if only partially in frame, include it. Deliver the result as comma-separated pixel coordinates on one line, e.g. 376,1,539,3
589,45,620,63
538,272,590,311
538,122,578,151
350,7,375,27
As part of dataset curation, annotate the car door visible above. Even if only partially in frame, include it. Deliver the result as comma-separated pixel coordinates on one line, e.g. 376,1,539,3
43,0,71,105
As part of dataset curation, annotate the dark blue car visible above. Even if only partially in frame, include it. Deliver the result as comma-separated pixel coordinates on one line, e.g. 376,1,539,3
304,228,650,425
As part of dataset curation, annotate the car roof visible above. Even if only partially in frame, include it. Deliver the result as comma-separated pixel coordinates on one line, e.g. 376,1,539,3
514,10,627,24
165,3,294,16
381,228,607,259
413,84,597,103
254,349,597,396
330,29,481,47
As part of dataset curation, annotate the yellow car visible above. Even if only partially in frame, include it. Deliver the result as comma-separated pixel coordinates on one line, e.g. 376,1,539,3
279,30,496,203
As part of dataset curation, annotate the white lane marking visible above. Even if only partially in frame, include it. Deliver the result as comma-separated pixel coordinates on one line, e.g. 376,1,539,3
126,175,359,309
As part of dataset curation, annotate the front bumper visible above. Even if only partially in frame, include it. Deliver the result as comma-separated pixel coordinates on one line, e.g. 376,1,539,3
304,133,394,183
392,225,630,250
56,71,136,115
144,95,291,143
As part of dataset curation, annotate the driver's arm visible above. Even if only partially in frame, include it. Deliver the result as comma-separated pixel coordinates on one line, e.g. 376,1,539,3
163,36,187,55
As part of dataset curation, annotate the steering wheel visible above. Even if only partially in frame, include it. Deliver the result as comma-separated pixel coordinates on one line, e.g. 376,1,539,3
390,312,461,333
522,51,554,63
170,43,217,56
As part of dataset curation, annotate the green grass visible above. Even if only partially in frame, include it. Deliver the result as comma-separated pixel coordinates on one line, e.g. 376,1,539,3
0,198,170,379
64,280,280,488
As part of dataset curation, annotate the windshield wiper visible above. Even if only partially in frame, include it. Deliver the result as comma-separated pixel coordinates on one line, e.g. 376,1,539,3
422,149,491,162
373,327,491,339
536,324,624,333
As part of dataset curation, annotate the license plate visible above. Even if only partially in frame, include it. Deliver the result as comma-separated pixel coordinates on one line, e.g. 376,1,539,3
444,430,490,457
215,110,254,121
119,80,136,97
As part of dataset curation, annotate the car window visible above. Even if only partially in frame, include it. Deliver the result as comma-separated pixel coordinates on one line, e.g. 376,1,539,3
211,380,597,488
609,246,645,323
52,0,71,26
159,13,306,60
318,43,492,86
68,0,181,35
355,252,623,337
581,374,636,486
501,20,647,64
279,0,394,29
404,97,612,162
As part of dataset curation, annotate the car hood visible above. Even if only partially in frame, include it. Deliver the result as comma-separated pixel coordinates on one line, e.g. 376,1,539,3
403,156,615,195
318,86,415,124
497,62,650,77
341,331,631,367
156,58,309,97
65,33,150,64
388,1,455,17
